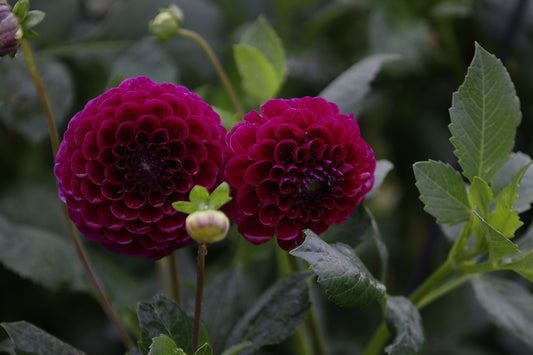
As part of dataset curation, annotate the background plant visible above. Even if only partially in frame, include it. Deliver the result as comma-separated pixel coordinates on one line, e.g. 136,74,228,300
1,0,533,354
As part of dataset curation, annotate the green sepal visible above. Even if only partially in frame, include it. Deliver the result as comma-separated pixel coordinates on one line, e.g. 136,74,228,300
148,335,181,355
194,343,213,355
22,29,39,39
172,201,197,214
172,182,232,214
12,0,29,20
21,10,45,30
207,182,232,210
189,185,210,208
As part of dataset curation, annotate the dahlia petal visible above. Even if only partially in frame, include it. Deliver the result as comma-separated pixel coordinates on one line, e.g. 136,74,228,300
116,121,136,142
100,183,124,201
187,116,213,140
205,141,223,166
277,233,304,251
256,122,277,140
104,229,134,244
82,131,99,160
121,90,151,105
136,115,160,133
71,149,87,177
97,127,115,148
111,200,140,221
182,155,199,175
293,146,310,163
249,139,276,161
124,193,146,209
141,99,173,118
242,110,265,124
256,179,279,204
229,123,259,154
185,136,208,161
275,217,301,241
274,139,298,164
161,116,189,140
275,123,305,143
307,97,337,116
157,214,185,233
330,145,347,162
168,139,186,158
286,108,318,128
150,227,177,242
193,161,218,189
244,161,273,185
74,117,93,146
114,102,141,123
276,194,292,211
224,155,251,187
97,202,125,230
140,205,164,223
124,219,152,234
258,204,282,227
81,178,105,204
323,208,340,224
306,125,334,143
151,128,169,144
236,184,262,215
260,99,291,118
172,171,193,193
80,202,103,229
239,216,274,244
105,167,125,184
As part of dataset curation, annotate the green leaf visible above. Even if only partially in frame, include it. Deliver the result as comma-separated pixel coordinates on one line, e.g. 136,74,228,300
21,10,46,30
172,201,197,214
319,54,400,116
202,267,244,354
492,152,533,213
500,253,533,282
227,272,311,354
12,0,30,20
137,295,193,355
220,342,253,355
234,44,279,105
0,216,87,292
290,230,386,307
240,16,286,85
468,177,492,217
207,182,232,210
471,274,533,350
364,206,389,283
449,42,521,182
194,343,213,355
488,164,528,238
366,159,394,199
384,296,424,355
413,160,470,225
475,211,519,265
148,335,180,355
0,321,86,355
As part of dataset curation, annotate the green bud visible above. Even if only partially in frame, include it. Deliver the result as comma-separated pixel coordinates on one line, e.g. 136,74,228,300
185,210,230,244
149,4,184,41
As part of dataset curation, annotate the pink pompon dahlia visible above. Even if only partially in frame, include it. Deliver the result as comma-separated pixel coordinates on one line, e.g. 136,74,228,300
54,77,226,259
224,97,375,250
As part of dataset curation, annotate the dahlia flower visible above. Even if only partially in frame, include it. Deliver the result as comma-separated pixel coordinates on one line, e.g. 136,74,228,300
0,1,21,57
54,77,226,259
224,97,375,250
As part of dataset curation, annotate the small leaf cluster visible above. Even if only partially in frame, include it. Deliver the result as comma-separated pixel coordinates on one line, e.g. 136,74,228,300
11,0,44,39
172,182,232,215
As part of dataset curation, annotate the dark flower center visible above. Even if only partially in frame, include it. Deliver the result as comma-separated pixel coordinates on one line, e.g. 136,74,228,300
298,169,337,205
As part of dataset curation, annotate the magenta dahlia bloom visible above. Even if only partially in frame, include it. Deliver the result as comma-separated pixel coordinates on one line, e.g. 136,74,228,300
224,97,375,250
54,77,226,259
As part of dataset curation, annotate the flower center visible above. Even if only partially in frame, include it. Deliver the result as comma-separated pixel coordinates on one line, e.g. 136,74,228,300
298,169,336,205
127,148,165,184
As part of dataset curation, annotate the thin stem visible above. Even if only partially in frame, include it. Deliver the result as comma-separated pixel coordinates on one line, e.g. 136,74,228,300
306,297,327,355
192,243,208,353
416,273,475,310
177,28,245,117
408,260,453,305
362,323,390,355
168,252,182,306
21,38,135,350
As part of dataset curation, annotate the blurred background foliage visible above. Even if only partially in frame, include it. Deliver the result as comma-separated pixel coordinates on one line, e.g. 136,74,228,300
1,0,533,354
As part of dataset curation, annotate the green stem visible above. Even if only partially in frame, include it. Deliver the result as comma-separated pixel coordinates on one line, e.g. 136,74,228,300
416,273,475,310
408,260,453,305
192,243,207,353
168,251,182,306
177,28,245,117
362,323,390,355
21,38,135,350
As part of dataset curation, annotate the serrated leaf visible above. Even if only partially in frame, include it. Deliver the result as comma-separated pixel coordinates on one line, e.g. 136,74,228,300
319,54,400,116
413,160,470,225
227,272,311,354
366,159,394,199
194,343,213,355
234,44,279,105
0,216,87,292
290,230,386,307
385,296,424,355
500,253,533,282
492,152,533,213
475,211,519,265
148,335,180,355
468,177,492,217
240,16,286,84
202,267,244,354
0,321,86,355
471,274,533,350
137,295,193,355
449,43,521,182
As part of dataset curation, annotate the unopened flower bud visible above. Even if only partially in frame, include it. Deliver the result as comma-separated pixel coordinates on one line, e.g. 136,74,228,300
0,1,22,57
150,4,184,41
186,210,230,244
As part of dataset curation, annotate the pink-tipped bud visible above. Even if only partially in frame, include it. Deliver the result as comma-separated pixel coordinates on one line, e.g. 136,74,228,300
185,210,230,244
0,1,21,57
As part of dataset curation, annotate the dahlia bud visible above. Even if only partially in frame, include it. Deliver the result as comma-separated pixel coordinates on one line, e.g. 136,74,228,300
0,1,22,57
185,210,230,244
150,4,184,41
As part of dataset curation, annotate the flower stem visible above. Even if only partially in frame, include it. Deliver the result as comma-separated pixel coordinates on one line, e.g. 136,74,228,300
362,323,390,355
168,251,182,306
177,28,244,117
21,38,135,350
192,243,208,353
